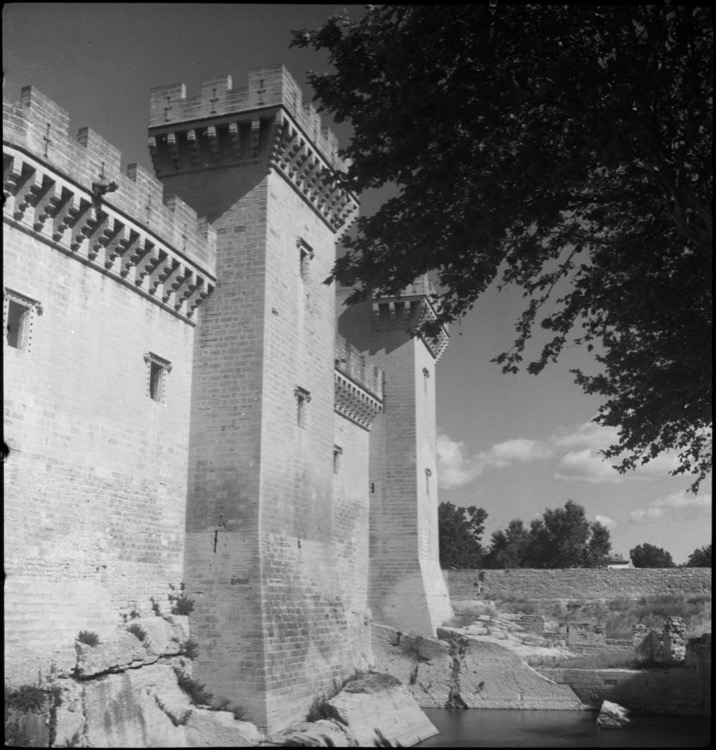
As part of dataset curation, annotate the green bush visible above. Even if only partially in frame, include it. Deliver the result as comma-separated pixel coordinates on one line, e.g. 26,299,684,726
169,583,195,615
182,638,200,660
174,669,213,706
77,630,100,647
126,623,147,642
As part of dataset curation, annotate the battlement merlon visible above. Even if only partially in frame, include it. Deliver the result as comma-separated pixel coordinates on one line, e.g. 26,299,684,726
149,64,344,171
3,86,217,275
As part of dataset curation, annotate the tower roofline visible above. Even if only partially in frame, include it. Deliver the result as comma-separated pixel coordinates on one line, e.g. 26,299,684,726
149,64,346,172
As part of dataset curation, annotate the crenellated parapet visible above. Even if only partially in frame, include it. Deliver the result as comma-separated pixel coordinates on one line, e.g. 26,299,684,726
147,65,359,233
3,87,216,323
334,335,384,430
371,276,450,361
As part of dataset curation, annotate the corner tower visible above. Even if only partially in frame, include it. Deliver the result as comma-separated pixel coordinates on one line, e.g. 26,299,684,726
148,65,359,732
337,278,454,636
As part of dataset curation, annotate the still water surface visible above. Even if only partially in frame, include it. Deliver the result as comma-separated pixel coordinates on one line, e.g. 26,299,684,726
416,709,710,748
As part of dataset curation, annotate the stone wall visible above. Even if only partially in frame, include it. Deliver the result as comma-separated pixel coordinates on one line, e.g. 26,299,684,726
445,568,712,601
4,96,213,683
538,666,708,716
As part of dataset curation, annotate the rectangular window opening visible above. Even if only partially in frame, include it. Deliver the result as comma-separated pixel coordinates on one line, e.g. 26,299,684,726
6,300,29,349
333,445,343,474
149,361,164,401
297,238,314,280
145,352,172,403
295,386,311,428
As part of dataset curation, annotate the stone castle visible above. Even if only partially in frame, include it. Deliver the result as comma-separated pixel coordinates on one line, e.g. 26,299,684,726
3,64,453,732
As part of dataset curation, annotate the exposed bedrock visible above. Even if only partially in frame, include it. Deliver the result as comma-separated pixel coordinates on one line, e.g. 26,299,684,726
372,623,583,710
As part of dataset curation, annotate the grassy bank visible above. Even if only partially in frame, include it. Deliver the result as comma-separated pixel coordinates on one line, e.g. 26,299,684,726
491,593,711,640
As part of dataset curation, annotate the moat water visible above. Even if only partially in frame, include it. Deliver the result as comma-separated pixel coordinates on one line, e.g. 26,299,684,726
416,709,710,747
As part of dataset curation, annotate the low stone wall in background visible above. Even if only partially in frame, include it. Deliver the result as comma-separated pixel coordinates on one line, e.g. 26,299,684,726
444,567,711,601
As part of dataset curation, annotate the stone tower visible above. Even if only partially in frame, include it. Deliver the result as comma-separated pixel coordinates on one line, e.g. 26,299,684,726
337,279,454,636
147,66,362,731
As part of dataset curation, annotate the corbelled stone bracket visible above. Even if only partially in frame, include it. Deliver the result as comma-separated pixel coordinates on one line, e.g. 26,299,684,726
334,370,383,430
3,146,215,323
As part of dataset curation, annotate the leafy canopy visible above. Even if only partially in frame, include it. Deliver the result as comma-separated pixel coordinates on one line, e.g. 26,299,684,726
438,502,487,568
440,500,611,569
685,543,712,568
629,542,676,568
292,5,713,491
483,500,611,569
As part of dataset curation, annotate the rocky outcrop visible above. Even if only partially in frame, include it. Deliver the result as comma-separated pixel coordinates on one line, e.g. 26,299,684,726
324,673,438,747
372,623,583,710
75,616,190,677
596,699,629,729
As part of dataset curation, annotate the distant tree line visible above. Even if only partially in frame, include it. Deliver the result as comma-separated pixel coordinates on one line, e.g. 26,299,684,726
439,501,712,569
439,499,611,569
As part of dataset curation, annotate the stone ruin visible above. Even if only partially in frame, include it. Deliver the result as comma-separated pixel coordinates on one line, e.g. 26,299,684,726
559,622,607,649
633,616,688,664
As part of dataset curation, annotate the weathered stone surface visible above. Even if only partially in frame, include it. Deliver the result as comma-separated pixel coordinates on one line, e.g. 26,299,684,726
134,615,190,658
325,673,439,747
268,719,356,747
597,699,629,729
185,709,263,747
663,617,687,662
372,623,453,707
438,628,583,709
53,679,86,747
373,623,582,711
83,664,190,747
75,631,148,677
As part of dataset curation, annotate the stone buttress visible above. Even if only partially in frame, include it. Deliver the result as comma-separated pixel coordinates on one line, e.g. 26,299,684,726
147,65,363,731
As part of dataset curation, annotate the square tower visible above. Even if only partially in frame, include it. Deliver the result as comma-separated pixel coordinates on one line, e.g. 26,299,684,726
148,65,361,731
337,279,454,636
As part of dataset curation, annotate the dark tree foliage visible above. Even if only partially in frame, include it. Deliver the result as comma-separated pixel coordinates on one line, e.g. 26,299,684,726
630,542,676,568
482,500,611,569
685,543,712,567
292,5,713,491
482,519,530,569
438,502,488,568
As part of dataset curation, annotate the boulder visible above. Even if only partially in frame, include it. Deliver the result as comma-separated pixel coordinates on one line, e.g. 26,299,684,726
325,673,438,747
596,699,629,729
268,719,356,747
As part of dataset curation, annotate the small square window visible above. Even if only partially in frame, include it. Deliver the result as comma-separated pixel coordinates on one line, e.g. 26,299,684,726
144,352,172,403
4,289,41,352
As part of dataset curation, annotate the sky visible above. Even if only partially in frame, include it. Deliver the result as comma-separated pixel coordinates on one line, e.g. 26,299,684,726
4,3,711,565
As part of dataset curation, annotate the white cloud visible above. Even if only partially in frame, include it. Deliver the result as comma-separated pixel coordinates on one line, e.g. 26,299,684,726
436,432,553,490
552,422,619,451
437,433,486,490
437,420,701,491
551,422,682,484
491,438,553,463
555,449,623,483
629,491,712,525
595,514,617,529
